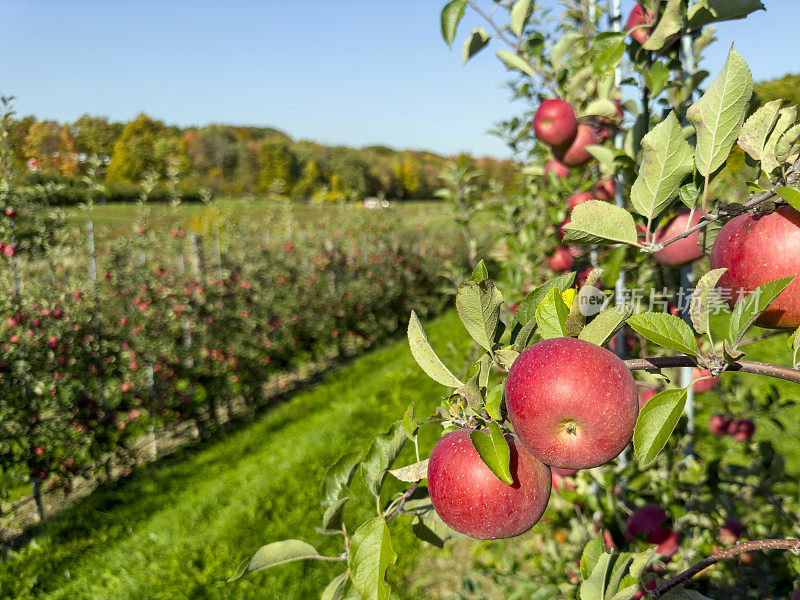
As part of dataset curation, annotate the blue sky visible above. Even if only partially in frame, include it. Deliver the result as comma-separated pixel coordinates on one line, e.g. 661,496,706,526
0,1,794,157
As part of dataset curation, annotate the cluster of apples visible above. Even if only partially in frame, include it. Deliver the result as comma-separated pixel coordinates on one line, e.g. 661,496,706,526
708,413,755,442
427,337,638,539
534,98,598,179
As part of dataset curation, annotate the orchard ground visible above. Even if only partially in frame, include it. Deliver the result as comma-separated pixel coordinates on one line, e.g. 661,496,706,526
63,198,457,244
1,305,798,599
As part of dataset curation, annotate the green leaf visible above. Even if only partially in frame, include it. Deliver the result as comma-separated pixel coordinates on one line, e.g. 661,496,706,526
627,312,701,356
698,218,723,254
348,517,397,600
321,571,349,600
644,60,670,96
775,187,800,212
737,99,783,163
402,402,417,439
321,452,361,509
511,272,575,331
775,122,800,164
485,383,504,420
686,48,753,177
728,276,796,348
411,513,458,548
510,0,534,37
629,549,655,579
580,533,605,580
463,28,491,63
511,318,538,352
688,0,765,29
388,459,428,482
633,388,688,465
320,497,352,533
630,112,695,221
233,540,327,579
441,0,467,47
587,32,626,76
535,287,570,340
762,106,797,174
584,145,628,174
788,327,800,352
550,32,583,68
564,200,640,246
690,268,728,335
453,369,483,410
642,0,683,51
579,551,612,600
679,182,701,210
361,423,407,498
495,348,520,370
496,50,537,79
456,280,504,351
606,554,634,597
407,310,464,388
583,98,620,120
580,305,632,347
470,422,513,485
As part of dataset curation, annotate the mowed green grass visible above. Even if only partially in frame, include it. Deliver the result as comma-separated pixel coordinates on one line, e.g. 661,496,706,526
0,310,472,600
65,198,453,241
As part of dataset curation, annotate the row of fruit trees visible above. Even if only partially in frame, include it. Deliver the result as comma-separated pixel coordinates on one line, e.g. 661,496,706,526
0,118,466,526
239,1,800,598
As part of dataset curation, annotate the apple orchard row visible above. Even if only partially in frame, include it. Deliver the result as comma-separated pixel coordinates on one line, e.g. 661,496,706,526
0,217,462,506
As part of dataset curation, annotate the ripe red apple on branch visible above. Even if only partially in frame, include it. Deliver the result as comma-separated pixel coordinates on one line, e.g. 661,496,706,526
505,338,639,469
532,99,578,148
710,205,800,329
544,159,570,179
653,208,705,267
546,246,574,272
554,124,597,167
427,428,552,539
567,191,595,213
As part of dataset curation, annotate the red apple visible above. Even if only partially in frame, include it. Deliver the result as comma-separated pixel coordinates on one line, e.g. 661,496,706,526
791,590,800,600
533,99,578,148
567,191,595,213
4,208,16,218
427,429,552,539
708,413,732,436
628,503,668,536
547,247,574,272
555,124,597,167
691,368,719,393
544,159,570,179
625,3,654,45
648,528,679,557
505,338,639,469
653,208,705,267
710,205,800,329
593,179,617,202
729,419,755,442
719,518,742,545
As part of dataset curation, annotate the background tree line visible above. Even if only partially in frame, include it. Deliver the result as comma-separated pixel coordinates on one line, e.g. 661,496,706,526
5,112,518,203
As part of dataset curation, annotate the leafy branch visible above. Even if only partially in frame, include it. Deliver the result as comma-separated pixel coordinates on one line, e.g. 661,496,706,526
648,539,800,597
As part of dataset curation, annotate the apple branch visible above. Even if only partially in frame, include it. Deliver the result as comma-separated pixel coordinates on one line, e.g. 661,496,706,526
649,539,800,598
624,356,800,384
647,188,779,252
384,482,420,522
464,0,560,96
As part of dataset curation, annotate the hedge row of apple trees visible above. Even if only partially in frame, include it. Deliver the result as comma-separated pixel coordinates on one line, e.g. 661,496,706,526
239,1,800,598
0,168,463,521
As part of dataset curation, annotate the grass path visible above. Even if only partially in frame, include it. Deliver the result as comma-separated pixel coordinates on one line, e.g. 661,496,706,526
0,310,470,600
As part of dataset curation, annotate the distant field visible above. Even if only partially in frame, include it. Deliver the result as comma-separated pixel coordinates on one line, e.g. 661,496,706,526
64,198,454,241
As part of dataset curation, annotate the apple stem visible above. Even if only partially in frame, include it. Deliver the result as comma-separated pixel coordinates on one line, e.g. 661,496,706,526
624,356,800,384
649,539,800,598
